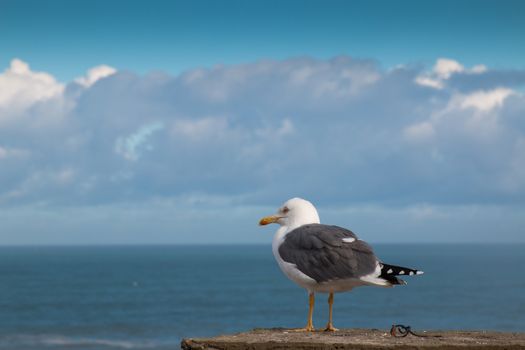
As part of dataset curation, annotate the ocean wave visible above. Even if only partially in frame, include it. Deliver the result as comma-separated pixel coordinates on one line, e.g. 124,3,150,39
0,334,160,349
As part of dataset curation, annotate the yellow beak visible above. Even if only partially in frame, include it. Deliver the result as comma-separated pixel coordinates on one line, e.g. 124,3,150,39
259,215,280,226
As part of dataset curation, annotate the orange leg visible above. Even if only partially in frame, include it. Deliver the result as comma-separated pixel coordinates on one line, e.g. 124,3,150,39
306,292,315,331
293,292,315,332
324,292,339,332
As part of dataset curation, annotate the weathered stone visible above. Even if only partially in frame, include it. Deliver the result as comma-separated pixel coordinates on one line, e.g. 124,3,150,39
181,328,525,350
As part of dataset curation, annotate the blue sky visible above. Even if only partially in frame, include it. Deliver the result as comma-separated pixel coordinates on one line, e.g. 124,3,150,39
1,0,524,244
2,0,525,81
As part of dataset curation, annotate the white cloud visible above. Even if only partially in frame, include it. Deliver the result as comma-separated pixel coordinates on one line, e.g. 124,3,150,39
0,59,117,128
434,58,465,79
458,88,515,111
414,58,487,90
0,56,524,212
0,58,64,113
75,65,117,87
414,76,444,89
115,122,164,161
405,88,520,145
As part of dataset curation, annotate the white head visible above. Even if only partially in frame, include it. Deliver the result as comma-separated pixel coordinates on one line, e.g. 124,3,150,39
259,197,320,230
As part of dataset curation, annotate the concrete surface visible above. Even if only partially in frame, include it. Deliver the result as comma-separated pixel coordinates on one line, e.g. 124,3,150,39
181,328,525,350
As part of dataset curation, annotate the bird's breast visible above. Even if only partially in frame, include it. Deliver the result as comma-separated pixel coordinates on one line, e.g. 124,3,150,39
272,228,318,291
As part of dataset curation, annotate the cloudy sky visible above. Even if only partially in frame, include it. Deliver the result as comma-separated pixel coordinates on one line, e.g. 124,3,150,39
1,0,524,245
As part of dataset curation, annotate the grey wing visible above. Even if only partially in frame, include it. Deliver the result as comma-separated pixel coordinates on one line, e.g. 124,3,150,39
278,224,378,283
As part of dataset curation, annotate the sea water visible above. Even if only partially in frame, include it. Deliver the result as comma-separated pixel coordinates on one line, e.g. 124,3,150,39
0,244,524,349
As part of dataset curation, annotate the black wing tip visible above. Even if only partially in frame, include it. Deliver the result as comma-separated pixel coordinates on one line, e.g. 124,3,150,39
380,263,424,277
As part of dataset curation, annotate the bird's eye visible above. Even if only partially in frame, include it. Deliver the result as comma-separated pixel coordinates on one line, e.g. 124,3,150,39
282,207,289,214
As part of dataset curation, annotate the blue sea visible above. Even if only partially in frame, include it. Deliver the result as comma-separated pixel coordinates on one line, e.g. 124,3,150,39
1,244,524,349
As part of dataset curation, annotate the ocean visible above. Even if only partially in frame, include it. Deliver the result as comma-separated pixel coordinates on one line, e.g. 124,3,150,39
1,244,524,349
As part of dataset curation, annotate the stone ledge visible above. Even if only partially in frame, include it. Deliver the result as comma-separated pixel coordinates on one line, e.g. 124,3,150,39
181,328,525,350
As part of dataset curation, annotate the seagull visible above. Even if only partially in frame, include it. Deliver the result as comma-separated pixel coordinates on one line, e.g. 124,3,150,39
259,197,423,332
